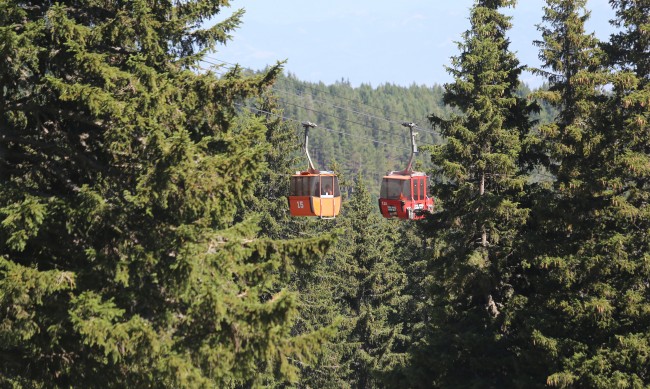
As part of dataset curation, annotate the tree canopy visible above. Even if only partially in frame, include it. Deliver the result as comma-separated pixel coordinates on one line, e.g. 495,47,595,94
1,0,331,387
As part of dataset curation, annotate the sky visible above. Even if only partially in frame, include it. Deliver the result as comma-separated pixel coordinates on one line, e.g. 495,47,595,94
211,0,617,89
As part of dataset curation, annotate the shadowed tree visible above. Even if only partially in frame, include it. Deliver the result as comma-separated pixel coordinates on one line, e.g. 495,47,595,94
293,176,408,389
408,0,538,386
333,177,408,389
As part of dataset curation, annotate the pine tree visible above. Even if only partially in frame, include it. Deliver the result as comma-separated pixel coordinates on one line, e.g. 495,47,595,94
524,0,650,386
294,176,408,388
523,0,610,384
339,177,409,389
409,0,537,386
0,1,331,387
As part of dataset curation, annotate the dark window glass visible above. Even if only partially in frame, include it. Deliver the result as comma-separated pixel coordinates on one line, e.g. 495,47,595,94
308,176,318,196
332,176,340,196
316,176,340,197
320,176,333,196
290,176,306,196
380,178,410,199
403,179,412,199
292,176,309,196
389,180,402,198
290,177,297,195
380,179,388,198
419,178,425,199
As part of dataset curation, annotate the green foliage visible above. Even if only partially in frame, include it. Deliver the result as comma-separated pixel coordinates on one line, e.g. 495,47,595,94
332,177,410,388
1,196,48,251
269,67,554,200
285,177,411,388
0,0,333,387
408,0,540,386
3,0,648,387
522,0,650,386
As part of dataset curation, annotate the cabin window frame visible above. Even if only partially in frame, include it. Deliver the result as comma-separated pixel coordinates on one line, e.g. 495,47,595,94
291,175,340,197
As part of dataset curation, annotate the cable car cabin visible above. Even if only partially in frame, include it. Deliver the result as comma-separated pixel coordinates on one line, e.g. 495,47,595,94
378,172,433,220
289,171,341,218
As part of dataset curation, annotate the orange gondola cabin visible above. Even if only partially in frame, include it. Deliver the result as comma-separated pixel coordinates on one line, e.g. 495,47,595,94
288,122,341,218
378,123,434,220
289,170,341,218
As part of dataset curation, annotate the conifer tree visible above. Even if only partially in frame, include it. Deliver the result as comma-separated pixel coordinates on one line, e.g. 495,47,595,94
524,0,650,386
530,0,605,189
339,178,409,389
295,177,407,388
0,1,331,387
524,0,609,383
410,0,537,386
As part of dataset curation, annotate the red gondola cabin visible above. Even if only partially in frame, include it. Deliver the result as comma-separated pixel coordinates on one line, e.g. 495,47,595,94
378,122,434,220
378,172,433,220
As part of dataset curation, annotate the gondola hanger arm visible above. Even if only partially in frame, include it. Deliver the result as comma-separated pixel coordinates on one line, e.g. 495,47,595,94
301,121,319,174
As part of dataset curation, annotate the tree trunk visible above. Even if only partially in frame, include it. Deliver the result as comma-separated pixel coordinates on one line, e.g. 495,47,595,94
480,171,487,247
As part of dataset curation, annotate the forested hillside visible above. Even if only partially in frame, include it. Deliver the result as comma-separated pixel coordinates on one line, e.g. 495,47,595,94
2,0,649,388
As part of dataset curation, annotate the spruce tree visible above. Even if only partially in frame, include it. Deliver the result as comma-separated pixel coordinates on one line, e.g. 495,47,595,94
338,177,409,389
409,0,537,386
524,0,650,386
524,0,609,384
588,1,650,383
242,87,304,240
0,1,331,387
295,177,408,389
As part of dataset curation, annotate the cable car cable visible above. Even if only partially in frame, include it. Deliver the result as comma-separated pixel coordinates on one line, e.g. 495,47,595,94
202,56,441,137
267,76,441,137
235,103,410,151
199,59,438,148
199,59,406,137
272,87,425,139
200,57,440,141
274,98,437,147
237,103,414,182
274,84,439,137
276,98,406,139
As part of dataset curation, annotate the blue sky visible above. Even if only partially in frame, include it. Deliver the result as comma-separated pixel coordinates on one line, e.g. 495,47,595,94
211,0,616,88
